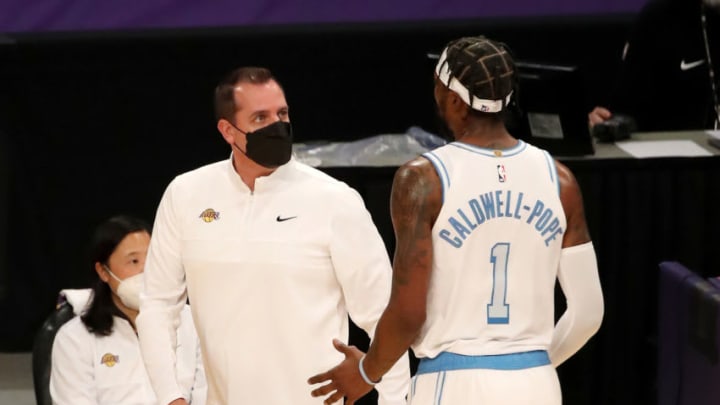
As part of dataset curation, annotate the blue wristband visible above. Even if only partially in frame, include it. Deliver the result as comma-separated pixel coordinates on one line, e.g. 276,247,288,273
358,355,381,386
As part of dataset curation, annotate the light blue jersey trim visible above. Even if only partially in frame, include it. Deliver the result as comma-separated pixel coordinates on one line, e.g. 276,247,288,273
422,151,449,203
450,139,527,157
542,150,560,196
417,350,550,374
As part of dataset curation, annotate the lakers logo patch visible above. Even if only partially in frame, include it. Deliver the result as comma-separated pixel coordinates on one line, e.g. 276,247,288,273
199,208,220,223
100,353,119,367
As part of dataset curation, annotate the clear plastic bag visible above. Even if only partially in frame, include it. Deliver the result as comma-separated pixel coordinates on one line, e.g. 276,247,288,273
293,126,446,167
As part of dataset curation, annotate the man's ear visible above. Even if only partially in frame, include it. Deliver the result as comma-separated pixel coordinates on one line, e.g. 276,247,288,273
448,92,470,120
217,119,235,145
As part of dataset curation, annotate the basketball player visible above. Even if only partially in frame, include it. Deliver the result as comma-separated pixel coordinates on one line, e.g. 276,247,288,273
309,36,604,405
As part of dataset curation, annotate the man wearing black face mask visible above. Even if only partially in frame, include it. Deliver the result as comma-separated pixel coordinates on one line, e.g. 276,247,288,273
136,67,410,405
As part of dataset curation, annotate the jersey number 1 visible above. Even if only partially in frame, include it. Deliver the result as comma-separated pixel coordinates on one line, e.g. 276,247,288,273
487,243,510,324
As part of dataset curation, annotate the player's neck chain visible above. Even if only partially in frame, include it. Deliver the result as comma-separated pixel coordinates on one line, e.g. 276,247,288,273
701,4,720,129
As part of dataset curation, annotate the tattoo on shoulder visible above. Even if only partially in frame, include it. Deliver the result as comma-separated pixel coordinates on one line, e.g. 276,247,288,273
391,161,439,284
393,162,437,216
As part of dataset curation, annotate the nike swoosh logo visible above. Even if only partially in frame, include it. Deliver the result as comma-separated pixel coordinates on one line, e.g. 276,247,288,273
276,215,297,222
680,59,705,71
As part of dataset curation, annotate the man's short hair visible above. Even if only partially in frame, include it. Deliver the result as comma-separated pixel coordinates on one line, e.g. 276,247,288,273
435,36,516,114
213,67,281,122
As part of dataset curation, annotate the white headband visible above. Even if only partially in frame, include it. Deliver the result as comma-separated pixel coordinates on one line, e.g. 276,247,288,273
435,48,513,113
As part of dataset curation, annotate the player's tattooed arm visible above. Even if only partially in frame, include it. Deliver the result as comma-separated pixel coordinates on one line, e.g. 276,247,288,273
390,158,441,287
354,157,443,382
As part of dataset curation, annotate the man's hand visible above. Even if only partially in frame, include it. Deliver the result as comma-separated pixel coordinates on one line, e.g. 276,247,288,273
168,399,188,405
588,106,612,128
308,339,373,405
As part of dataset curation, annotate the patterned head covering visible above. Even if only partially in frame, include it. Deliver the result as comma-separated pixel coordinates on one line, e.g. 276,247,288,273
435,36,516,113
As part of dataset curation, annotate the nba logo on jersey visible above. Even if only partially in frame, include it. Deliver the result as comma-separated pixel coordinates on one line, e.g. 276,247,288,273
497,164,507,182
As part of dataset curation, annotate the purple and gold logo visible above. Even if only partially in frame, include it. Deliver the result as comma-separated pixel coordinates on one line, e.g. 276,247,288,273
100,353,119,367
199,208,220,223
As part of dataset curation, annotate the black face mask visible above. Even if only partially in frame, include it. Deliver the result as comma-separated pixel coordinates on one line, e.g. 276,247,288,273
231,121,293,168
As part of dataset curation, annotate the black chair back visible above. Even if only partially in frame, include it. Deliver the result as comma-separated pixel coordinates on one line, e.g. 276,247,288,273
32,302,76,405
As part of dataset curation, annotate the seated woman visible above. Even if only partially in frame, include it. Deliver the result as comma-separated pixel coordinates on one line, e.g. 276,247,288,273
50,215,206,405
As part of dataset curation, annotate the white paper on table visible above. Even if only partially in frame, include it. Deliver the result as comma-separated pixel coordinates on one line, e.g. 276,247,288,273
615,140,712,158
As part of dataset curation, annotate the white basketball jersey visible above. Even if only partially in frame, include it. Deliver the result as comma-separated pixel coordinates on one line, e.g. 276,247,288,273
413,140,566,359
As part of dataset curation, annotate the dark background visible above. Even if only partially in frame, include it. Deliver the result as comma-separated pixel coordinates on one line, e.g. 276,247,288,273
4,10,718,405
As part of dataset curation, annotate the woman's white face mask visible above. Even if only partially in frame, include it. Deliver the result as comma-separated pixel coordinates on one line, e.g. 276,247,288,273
105,266,144,310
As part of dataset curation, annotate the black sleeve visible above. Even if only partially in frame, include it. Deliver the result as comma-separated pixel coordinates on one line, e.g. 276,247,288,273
610,0,675,130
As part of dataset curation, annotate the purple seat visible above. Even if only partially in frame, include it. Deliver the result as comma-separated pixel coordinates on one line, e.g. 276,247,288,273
658,261,695,405
658,261,720,405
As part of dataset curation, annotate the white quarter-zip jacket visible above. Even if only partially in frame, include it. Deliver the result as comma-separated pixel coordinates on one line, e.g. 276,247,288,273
137,157,410,405
50,305,206,405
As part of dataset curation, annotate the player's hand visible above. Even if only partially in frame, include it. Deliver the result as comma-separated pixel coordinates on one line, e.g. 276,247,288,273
588,106,612,128
167,398,188,405
308,339,373,405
